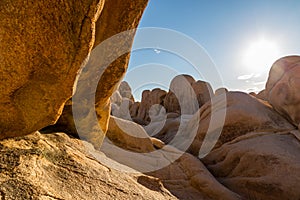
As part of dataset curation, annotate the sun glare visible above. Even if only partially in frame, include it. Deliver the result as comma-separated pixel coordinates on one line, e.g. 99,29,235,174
242,38,280,72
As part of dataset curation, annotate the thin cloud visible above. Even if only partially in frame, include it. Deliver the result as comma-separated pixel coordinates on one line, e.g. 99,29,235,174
253,73,261,78
154,48,161,54
237,73,262,80
237,73,254,80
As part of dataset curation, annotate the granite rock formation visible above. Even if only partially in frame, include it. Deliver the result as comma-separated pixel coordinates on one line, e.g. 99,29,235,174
136,89,167,124
0,0,104,139
0,132,176,200
101,129,242,200
266,55,300,129
164,75,199,115
119,81,135,101
43,0,149,148
202,131,300,200
185,92,295,156
215,87,228,96
106,116,155,153
1,1,300,198
120,75,214,128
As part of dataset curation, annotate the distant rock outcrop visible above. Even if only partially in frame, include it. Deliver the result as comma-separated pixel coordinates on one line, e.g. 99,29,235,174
0,0,104,139
136,89,167,124
164,75,195,114
163,75,213,115
111,81,135,120
119,75,214,127
192,80,214,107
110,81,135,107
266,55,300,129
119,81,135,101
215,87,228,96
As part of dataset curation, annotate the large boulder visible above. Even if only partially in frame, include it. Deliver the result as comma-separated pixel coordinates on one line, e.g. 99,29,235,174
192,80,214,106
202,131,300,200
0,0,104,139
136,88,167,123
110,81,135,120
164,75,213,115
72,0,148,148
215,87,228,96
111,91,123,106
0,132,176,200
44,0,149,148
256,89,268,101
111,81,134,106
183,92,295,156
101,138,241,199
147,151,241,200
130,102,141,120
265,55,300,128
119,81,134,101
106,116,155,153
111,98,133,121
146,117,181,144
164,75,197,114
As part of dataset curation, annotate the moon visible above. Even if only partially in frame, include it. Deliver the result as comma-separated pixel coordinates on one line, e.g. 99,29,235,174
242,38,280,72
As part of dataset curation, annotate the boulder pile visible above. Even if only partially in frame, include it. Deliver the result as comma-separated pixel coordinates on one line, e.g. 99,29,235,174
1,0,300,199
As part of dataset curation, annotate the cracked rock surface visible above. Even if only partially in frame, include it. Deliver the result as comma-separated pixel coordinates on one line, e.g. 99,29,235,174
0,132,176,200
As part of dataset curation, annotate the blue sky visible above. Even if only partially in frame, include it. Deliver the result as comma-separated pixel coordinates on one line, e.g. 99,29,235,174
124,0,300,100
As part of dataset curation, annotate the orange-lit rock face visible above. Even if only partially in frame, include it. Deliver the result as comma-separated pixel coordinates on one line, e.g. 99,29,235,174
45,0,149,148
0,0,103,139
266,56,300,128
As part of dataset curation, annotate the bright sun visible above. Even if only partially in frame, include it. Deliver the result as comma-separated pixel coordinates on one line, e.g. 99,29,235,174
242,38,280,72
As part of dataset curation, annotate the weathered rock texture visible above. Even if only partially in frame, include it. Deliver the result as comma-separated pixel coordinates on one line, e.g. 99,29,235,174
202,131,300,200
107,116,155,153
101,128,241,200
111,91,123,106
266,55,300,128
164,75,213,115
92,0,148,129
111,98,133,121
192,80,214,107
215,87,228,96
164,75,197,115
119,81,135,101
117,75,214,127
111,81,134,106
0,0,104,139
111,81,135,120
256,89,268,101
146,117,180,144
130,102,141,120
0,132,176,200
147,152,241,200
136,89,167,123
185,92,295,156
45,0,149,148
